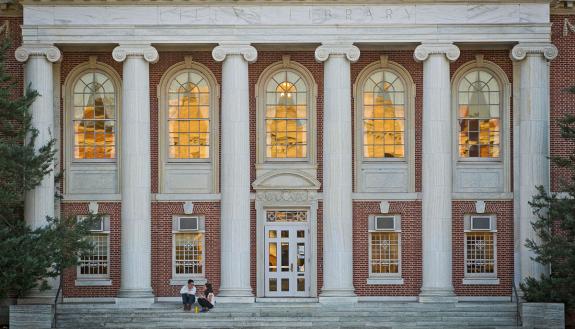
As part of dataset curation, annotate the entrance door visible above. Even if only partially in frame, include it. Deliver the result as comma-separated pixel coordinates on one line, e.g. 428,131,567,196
264,225,309,297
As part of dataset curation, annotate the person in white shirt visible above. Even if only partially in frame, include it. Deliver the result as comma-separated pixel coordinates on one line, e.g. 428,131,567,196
180,279,196,311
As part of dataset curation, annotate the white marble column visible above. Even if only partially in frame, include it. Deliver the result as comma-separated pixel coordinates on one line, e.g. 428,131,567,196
212,44,257,302
414,43,460,302
15,44,61,301
315,44,360,301
510,43,558,284
112,45,158,301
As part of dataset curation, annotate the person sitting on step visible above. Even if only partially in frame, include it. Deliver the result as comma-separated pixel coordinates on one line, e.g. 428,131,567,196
198,282,215,312
180,279,196,311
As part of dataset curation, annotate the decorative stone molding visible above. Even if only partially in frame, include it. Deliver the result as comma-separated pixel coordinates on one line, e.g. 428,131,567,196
379,200,390,214
564,18,575,37
183,201,194,215
112,45,159,63
510,43,558,61
413,43,460,62
212,43,257,63
475,200,486,214
15,45,62,63
256,190,317,202
314,43,360,63
88,201,99,214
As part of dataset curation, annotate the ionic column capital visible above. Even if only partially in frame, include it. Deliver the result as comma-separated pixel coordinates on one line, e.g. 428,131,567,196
112,45,159,64
414,43,460,63
15,44,62,63
212,43,257,63
510,43,558,61
314,43,360,63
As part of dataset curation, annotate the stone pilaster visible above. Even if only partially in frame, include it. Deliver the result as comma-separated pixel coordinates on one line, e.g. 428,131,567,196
212,43,257,302
510,43,558,284
112,44,158,302
414,43,460,303
14,44,61,302
315,43,360,301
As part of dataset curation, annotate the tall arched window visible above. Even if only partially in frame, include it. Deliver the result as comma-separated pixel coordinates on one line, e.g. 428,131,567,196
362,70,405,159
265,70,308,159
72,71,117,159
457,70,500,158
167,70,211,160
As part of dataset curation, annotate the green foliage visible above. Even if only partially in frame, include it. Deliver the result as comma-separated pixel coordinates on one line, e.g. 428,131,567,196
521,89,575,311
0,40,100,299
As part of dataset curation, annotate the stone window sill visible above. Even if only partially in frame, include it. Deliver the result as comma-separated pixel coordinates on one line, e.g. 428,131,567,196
170,277,207,286
75,279,112,286
366,277,404,285
462,278,500,285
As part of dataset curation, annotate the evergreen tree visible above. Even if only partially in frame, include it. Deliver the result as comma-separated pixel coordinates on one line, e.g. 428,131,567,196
521,86,575,311
0,40,98,299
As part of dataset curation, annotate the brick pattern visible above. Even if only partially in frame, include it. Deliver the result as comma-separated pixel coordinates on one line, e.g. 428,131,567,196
452,201,514,296
61,202,122,297
550,15,575,192
151,202,221,297
351,51,423,192
3,17,23,99
352,201,422,296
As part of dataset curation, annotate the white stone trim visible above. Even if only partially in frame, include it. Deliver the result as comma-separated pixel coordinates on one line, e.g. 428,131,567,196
510,43,558,61
112,44,159,64
462,278,500,285
156,58,220,194
452,192,513,200
366,278,404,285
15,44,62,63
153,193,221,201
212,43,257,63
62,194,121,201
169,277,207,286
352,192,421,200
62,60,122,195
255,58,318,167
74,279,112,286
358,296,417,302
353,59,416,193
451,58,512,194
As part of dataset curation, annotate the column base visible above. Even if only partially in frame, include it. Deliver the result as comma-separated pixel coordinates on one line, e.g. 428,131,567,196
419,288,458,303
319,287,357,303
116,288,155,307
217,287,254,303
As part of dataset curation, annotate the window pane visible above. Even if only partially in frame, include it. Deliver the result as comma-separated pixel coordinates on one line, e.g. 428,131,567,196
458,70,501,158
266,70,308,159
174,233,204,275
466,232,495,274
73,72,116,159
370,232,400,274
363,70,406,159
79,233,109,276
168,70,211,159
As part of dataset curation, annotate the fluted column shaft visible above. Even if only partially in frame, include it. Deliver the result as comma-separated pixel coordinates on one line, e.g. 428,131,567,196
212,44,257,300
414,43,460,302
113,45,158,299
315,44,359,299
15,45,61,230
511,43,558,283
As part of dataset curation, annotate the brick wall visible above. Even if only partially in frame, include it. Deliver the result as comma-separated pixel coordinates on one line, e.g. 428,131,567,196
550,15,575,192
3,17,23,98
151,201,221,297
352,201,423,296
61,202,122,297
452,201,514,296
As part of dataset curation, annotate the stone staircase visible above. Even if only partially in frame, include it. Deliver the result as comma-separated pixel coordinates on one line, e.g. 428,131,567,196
54,301,521,328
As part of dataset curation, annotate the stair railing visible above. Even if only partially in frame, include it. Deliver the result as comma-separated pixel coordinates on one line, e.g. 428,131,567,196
512,279,522,327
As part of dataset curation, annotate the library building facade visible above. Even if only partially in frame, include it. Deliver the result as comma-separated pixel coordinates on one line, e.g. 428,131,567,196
3,0,575,303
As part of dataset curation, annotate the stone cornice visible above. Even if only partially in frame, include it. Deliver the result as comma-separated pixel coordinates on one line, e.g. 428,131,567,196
14,44,62,63
314,44,360,63
510,43,558,61
112,45,159,63
212,44,257,63
413,43,460,62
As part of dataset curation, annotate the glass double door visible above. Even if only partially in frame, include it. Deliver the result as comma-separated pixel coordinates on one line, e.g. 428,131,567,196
264,225,309,297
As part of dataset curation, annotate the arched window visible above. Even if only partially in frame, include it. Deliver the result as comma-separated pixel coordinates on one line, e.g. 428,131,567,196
72,71,117,159
167,70,211,159
264,70,308,159
457,70,501,158
362,70,405,159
